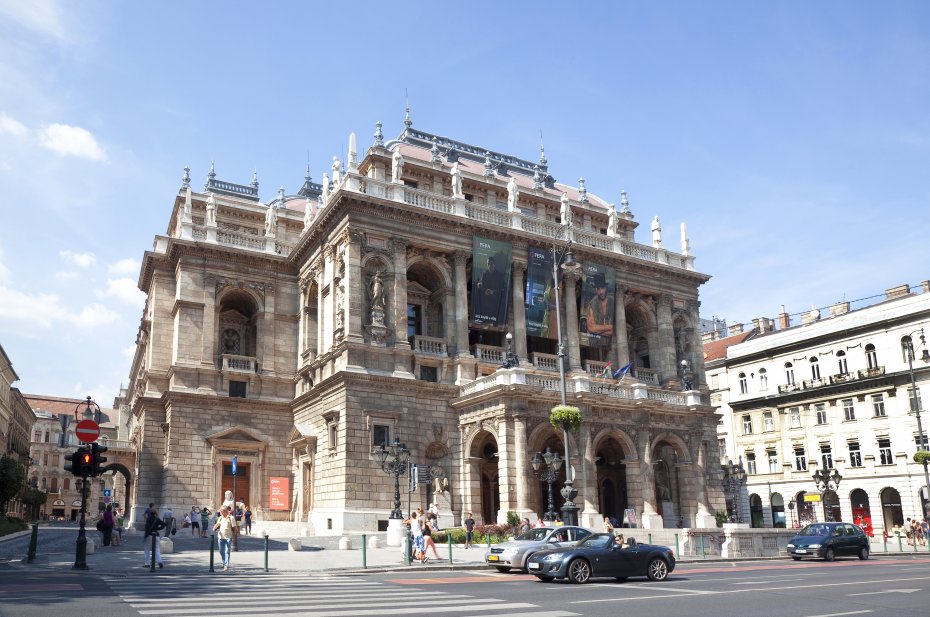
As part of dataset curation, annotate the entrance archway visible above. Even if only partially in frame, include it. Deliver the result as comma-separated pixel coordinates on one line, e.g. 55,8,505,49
749,494,764,528
470,431,499,525
771,493,785,528
595,437,627,523
823,489,841,522
796,492,815,526
880,487,904,530
850,488,873,536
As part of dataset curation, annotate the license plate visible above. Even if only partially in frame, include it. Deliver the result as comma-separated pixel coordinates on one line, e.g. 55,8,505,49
487,555,499,562
795,549,807,554
528,562,541,570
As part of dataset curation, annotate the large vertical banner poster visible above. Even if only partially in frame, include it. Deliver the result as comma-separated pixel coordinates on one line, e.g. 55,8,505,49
269,477,289,511
471,236,513,328
524,246,557,339
580,262,616,348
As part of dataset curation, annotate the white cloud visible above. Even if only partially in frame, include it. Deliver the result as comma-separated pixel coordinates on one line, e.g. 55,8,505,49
0,246,9,283
0,0,68,42
38,123,107,161
0,161,11,172
54,270,79,281
59,250,96,268
0,112,29,137
102,277,144,306
0,285,118,329
107,258,139,276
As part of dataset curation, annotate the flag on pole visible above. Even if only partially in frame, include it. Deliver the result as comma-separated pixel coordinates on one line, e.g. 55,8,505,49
599,361,613,378
613,362,634,382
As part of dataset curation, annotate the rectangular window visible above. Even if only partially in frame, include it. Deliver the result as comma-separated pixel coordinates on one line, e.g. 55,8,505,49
718,438,726,456
815,403,828,425
407,304,422,338
820,444,833,469
789,407,801,428
33,430,41,442
878,438,893,465
746,453,757,475
794,447,807,471
848,441,862,467
420,366,438,382
372,425,390,448
871,394,886,418
64,478,70,491
842,398,855,421
228,381,247,398
908,387,923,413
742,415,753,435
768,450,778,473
763,411,774,432
915,434,929,450
328,422,338,450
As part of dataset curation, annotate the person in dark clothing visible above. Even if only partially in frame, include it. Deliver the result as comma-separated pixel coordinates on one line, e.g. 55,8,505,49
101,504,115,546
143,505,167,567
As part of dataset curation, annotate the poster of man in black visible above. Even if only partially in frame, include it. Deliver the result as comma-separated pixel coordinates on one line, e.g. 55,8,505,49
471,236,512,327
580,262,616,348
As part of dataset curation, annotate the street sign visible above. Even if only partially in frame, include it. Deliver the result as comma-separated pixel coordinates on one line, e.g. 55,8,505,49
75,420,100,443
232,455,237,475
103,489,111,497
103,496,111,504
803,493,822,502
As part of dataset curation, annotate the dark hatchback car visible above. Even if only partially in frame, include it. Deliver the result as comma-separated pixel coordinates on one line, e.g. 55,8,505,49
526,533,676,584
787,522,870,561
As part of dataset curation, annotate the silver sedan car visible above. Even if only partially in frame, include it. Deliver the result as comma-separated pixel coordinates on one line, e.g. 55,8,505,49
485,525,592,572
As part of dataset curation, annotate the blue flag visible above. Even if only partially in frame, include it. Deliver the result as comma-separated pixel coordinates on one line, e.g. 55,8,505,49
612,362,634,380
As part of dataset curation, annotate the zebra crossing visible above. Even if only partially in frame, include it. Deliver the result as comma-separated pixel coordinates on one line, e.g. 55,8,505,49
103,573,581,617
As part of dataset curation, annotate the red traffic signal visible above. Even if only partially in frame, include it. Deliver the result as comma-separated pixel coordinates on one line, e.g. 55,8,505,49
65,447,91,476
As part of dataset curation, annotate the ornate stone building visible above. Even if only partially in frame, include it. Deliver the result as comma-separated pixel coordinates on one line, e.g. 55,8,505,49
123,118,724,533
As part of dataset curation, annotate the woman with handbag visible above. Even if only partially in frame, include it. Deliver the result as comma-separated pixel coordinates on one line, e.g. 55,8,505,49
101,504,115,546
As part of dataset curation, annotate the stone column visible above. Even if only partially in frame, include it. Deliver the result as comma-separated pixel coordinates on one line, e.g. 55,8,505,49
691,432,716,528
688,301,706,388
344,230,365,344
638,429,664,529
513,415,531,514
453,251,470,356
563,269,582,371
392,239,409,350
613,284,630,368
496,419,513,523
580,423,599,527
656,294,676,384
202,276,217,367
510,261,528,362
260,284,276,376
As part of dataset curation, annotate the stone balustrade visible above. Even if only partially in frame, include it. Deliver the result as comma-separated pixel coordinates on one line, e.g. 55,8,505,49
410,335,448,356
472,344,505,364
222,354,257,373
532,352,560,371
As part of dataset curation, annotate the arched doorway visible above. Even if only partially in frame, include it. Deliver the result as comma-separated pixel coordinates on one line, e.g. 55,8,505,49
823,490,841,522
849,488,873,536
652,440,681,527
595,437,627,524
881,487,904,530
796,492,815,526
471,432,499,525
749,494,764,528
771,493,785,528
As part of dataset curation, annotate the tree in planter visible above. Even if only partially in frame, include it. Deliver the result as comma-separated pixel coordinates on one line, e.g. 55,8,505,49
548,405,583,524
0,456,25,514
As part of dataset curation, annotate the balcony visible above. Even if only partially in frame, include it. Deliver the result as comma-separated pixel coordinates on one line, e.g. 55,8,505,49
221,354,257,373
778,366,885,394
632,367,659,384
472,344,505,364
410,335,448,356
532,352,560,372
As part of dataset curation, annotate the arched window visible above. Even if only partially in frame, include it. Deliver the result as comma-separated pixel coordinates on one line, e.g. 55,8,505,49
823,490,841,522
759,368,768,391
810,357,820,380
880,487,904,530
865,344,878,370
785,362,795,385
837,350,848,375
749,494,764,528
771,493,786,528
738,372,748,394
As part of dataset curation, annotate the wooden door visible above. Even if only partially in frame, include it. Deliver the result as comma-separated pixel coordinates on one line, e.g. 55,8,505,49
222,461,251,507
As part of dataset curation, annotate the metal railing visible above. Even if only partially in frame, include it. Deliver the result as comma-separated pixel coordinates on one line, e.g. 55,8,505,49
222,354,257,373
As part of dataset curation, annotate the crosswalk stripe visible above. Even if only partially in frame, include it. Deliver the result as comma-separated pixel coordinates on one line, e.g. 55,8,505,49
460,612,580,617
135,597,510,615
120,592,472,605
136,603,540,617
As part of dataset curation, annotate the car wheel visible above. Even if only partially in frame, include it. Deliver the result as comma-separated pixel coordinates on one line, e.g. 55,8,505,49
567,558,592,584
858,546,869,561
824,547,835,562
495,566,512,573
535,575,554,582
647,558,669,581
521,553,536,572
791,556,802,561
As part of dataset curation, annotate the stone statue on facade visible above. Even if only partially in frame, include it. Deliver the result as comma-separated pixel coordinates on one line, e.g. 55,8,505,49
369,270,386,309
651,215,662,247
608,204,617,235
264,203,278,237
331,156,342,185
206,193,217,226
334,283,344,331
391,149,404,184
321,173,331,202
303,197,314,229
560,193,571,225
223,489,235,510
507,175,519,212
450,162,463,198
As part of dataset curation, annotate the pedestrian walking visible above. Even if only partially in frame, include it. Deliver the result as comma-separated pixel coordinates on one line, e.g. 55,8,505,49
199,506,211,538
163,506,176,537
423,516,441,559
428,503,440,530
190,506,200,537
464,512,475,549
101,504,115,546
213,506,235,571
243,505,252,535
143,505,166,568
410,511,427,563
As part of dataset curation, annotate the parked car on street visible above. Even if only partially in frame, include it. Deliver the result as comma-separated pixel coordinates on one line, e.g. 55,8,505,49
527,533,676,583
787,522,870,561
485,525,592,572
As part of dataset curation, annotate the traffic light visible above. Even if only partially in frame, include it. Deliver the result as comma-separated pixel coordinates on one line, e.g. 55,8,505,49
91,442,108,476
80,449,93,476
64,447,87,476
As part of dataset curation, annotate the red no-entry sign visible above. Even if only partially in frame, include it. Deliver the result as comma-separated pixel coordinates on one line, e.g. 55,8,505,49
75,419,100,443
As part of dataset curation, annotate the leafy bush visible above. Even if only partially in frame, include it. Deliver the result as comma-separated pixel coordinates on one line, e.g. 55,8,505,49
0,515,28,537
550,405,583,432
434,523,518,545
506,510,520,527
914,451,930,466
714,511,729,528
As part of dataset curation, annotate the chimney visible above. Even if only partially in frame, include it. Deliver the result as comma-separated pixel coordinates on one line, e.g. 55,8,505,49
801,306,821,325
922,280,930,294
778,305,790,330
702,331,716,344
728,323,744,336
885,284,910,300
752,317,775,332
829,301,850,317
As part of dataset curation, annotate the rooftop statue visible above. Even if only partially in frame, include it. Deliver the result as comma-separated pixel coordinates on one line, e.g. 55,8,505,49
206,193,217,226
651,216,662,247
450,161,463,199
560,193,571,225
507,176,519,212
391,149,404,184
264,202,277,237
332,156,342,185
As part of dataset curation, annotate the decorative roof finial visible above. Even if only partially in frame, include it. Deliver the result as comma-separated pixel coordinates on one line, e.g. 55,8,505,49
539,131,547,167
373,120,384,148
620,190,631,214
181,165,191,189
430,137,441,163
404,90,412,129
208,161,216,180
680,222,691,256
278,186,285,205
533,164,544,190
578,177,588,204
483,151,493,177
305,159,312,183
251,169,259,190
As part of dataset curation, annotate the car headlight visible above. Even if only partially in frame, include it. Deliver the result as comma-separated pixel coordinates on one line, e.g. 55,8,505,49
786,543,795,548
808,544,821,549
501,548,518,556
543,553,564,562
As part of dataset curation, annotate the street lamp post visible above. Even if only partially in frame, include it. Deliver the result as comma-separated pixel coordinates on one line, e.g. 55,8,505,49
500,332,519,369
721,459,747,523
812,466,842,522
375,438,410,520
551,223,579,525
680,359,693,391
72,396,99,571
903,328,930,519
531,447,562,521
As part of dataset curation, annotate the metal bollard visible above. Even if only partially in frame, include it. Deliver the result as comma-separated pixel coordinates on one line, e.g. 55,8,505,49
27,524,38,563
209,534,215,572
674,533,680,558
448,533,453,564
405,531,411,566
264,533,269,572
150,534,157,572
700,534,706,559
362,534,367,569
487,533,492,549
898,534,903,553
648,533,652,544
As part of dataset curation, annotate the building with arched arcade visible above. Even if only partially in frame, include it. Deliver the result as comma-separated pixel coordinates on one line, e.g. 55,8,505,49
121,119,724,533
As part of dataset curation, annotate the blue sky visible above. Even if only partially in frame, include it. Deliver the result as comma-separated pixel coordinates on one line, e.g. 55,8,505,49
1,1,928,403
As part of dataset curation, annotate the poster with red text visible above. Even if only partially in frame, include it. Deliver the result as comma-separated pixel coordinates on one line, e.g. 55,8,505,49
269,477,289,511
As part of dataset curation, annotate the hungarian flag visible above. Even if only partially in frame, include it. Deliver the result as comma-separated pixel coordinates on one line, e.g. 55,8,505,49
613,362,634,381
599,361,612,378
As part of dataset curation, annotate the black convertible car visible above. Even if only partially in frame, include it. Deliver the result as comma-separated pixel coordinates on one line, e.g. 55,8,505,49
526,533,676,583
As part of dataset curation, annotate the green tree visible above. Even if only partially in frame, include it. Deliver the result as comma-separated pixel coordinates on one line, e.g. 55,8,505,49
0,456,25,512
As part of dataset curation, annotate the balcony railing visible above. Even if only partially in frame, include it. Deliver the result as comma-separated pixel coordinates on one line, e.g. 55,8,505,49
778,366,885,394
410,335,448,356
222,354,257,373
99,439,133,451
532,352,560,372
585,360,610,378
633,367,658,384
473,344,505,364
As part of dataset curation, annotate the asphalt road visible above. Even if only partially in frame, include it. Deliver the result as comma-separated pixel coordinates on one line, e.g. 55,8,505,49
1,549,928,617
